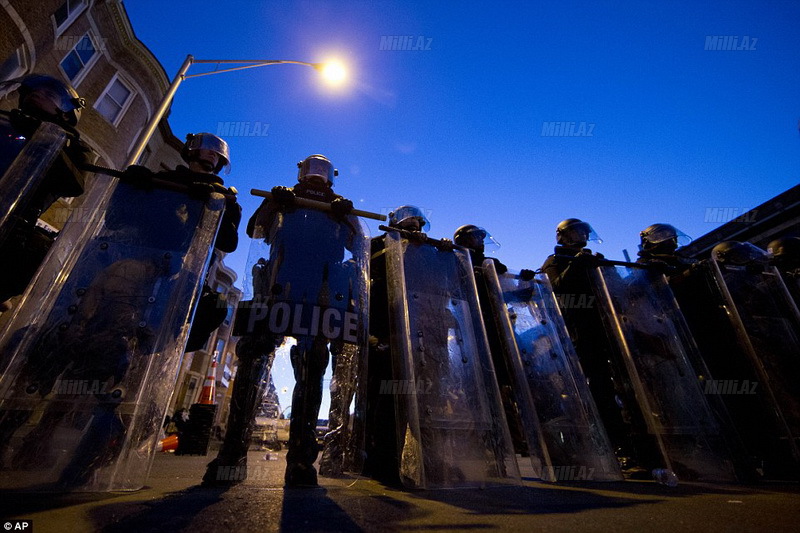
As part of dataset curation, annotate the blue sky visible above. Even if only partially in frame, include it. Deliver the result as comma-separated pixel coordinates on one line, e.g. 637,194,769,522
123,0,799,414
124,0,799,276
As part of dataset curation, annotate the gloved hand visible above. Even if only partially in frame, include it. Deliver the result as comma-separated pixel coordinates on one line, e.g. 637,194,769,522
572,250,600,268
188,181,215,200
120,165,155,189
520,268,536,281
437,237,454,251
408,231,428,243
270,186,295,206
331,197,354,217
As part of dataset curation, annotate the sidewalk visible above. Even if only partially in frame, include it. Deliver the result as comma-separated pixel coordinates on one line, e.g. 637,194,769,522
1,449,799,532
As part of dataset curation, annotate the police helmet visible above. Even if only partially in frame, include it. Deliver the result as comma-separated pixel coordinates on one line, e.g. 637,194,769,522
17,74,85,127
640,223,692,251
556,218,601,247
388,205,430,231
711,241,770,266
182,133,231,174
454,224,501,253
297,154,337,186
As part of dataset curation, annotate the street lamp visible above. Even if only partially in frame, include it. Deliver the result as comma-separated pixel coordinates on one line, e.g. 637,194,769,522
125,54,347,167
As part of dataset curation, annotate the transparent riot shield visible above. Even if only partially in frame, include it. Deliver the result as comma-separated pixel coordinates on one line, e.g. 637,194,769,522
0,120,68,248
384,233,520,489
239,206,370,477
707,260,800,471
592,265,737,482
481,261,622,482
0,181,224,491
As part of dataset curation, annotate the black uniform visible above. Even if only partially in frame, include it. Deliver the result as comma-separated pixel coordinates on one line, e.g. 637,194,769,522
362,233,399,483
541,245,659,473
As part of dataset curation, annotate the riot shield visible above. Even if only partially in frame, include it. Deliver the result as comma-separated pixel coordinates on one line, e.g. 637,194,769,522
0,120,69,248
481,261,622,482
672,260,800,478
239,205,370,477
384,233,520,489
592,265,737,482
0,181,224,491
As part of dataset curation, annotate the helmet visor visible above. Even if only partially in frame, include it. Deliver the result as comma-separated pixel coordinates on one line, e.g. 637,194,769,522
643,225,692,246
186,134,231,174
457,226,500,253
389,205,431,232
299,156,335,185
562,221,602,245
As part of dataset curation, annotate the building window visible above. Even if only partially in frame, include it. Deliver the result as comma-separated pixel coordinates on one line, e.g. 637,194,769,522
223,305,234,326
95,75,134,125
54,0,87,32
215,339,226,359
0,46,29,91
59,33,97,83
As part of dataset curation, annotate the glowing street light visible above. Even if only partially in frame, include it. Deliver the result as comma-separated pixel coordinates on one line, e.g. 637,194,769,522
320,60,347,87
125,54,348,167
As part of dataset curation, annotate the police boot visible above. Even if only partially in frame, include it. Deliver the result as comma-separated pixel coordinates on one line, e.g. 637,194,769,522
285,462,318,488
202,455,248,486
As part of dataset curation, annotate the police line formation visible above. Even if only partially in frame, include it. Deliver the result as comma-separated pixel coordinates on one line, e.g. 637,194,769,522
0,74,798,492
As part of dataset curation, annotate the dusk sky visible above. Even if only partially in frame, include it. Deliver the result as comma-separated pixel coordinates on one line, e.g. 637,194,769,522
122,0,799,414
125,0,799,281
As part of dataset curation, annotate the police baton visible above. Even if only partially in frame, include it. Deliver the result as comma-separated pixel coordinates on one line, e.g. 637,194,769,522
251,189,387,221
550,253,652,270
378,225,459,250
80,163,238,200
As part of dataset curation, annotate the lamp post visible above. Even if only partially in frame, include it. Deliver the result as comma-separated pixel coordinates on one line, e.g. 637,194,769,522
125,54,344,167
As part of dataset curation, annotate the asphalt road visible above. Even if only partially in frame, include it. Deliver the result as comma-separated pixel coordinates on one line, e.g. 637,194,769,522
1,449,799,533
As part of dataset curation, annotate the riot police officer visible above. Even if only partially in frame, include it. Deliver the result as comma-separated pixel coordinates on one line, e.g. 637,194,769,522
363,205,430,484
0,132,233,489
637,223,695,274
0,74,92,307
453,224,505,272
453,224,532,456
540,218,604,286
119,133,241,351
540,219,654,477
204,154,357,488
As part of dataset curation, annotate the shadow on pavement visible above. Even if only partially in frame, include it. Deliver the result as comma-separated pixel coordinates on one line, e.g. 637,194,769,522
0,490,126,517
405,484,658,516
281,487,365,532
96,485,227,533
